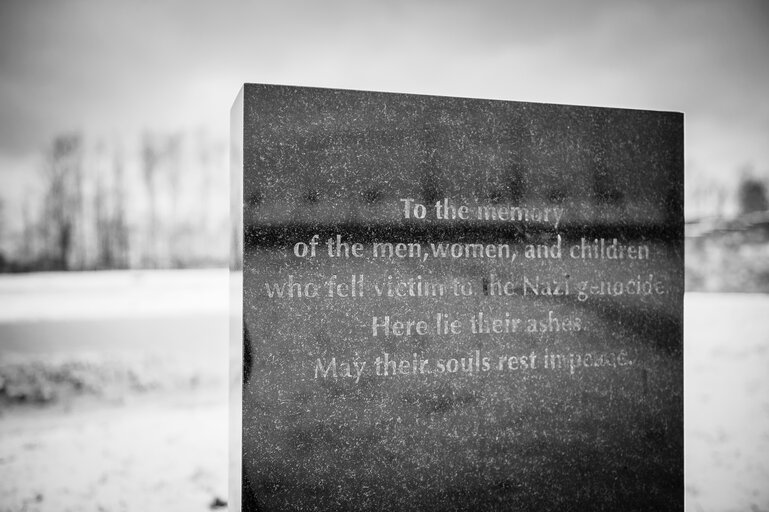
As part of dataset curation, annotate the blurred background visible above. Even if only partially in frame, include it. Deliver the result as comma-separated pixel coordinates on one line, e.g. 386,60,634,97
0,1,767,511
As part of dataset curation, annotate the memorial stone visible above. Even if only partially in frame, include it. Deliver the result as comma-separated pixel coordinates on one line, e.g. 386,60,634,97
230,84,684,511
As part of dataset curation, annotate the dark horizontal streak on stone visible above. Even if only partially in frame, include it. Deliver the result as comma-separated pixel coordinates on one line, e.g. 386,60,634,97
244,222,682,248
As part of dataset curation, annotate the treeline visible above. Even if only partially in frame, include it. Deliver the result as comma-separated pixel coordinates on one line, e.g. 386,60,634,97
2,129,228,272
1,126,767,272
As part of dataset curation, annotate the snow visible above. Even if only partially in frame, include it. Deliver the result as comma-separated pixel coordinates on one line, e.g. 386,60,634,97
0,269,228,322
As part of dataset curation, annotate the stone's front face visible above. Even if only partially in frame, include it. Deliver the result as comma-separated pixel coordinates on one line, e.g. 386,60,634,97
233,84,684,511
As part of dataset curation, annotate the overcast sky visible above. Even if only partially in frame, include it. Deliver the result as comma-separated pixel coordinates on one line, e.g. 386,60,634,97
1,0,768,218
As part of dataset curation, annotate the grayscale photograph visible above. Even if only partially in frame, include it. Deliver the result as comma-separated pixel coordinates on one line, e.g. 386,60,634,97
0,1,767,511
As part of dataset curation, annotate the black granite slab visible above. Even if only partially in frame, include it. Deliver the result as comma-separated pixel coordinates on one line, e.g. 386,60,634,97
231,84,684,511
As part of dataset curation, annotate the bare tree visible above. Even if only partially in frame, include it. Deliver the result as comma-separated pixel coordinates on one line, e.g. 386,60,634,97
88,141,130,269
40,134,83,270
141,133,162,267
164,133,183,265
110,144,130,268
18,197,36,269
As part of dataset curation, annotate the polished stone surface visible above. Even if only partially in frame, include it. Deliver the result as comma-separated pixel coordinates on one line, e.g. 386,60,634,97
234,84,683,511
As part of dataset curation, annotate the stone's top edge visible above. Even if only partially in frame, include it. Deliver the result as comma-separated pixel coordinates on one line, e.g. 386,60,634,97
238,83,684,117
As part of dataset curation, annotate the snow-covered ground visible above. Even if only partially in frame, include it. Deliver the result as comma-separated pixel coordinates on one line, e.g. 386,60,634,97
0,396,229,512
0,270,230,511
0,269,228,323
684,293,769,512
0,270,766,511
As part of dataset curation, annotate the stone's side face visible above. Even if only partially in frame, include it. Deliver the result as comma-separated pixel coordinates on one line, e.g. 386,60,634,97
229,86,244,511
235,84,684,511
